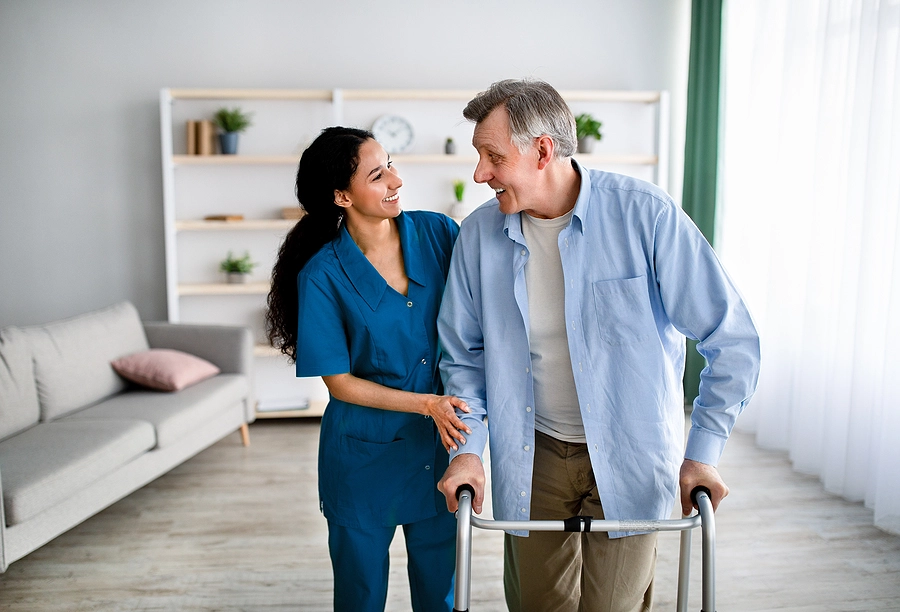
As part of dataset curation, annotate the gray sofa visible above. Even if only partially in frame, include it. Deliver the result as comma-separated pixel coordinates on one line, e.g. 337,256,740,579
0,301,254,571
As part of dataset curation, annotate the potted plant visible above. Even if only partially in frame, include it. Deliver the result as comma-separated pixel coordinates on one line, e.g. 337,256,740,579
575,112,603,154
450,179,469,219
214,107,253,154
220,250,257,283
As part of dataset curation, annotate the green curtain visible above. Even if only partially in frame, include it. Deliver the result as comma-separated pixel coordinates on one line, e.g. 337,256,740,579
682,0,723,402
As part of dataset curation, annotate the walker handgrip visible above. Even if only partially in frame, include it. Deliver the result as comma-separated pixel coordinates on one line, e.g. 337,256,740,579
455,484,476,501
690,486,712,507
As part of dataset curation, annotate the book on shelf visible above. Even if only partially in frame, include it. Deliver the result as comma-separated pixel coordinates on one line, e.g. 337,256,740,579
186,120,197,155
204,215,245,221
197,120,216,155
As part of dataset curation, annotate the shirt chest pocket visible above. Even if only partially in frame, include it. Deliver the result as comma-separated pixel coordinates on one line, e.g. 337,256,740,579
591,276,657,345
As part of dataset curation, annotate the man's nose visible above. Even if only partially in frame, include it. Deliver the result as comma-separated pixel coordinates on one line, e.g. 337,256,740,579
473,159,490,184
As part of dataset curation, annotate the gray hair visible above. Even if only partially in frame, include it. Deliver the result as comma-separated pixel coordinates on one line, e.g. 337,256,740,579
463,79,577,159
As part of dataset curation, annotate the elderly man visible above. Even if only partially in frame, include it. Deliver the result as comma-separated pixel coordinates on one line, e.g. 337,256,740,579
437,79,760,612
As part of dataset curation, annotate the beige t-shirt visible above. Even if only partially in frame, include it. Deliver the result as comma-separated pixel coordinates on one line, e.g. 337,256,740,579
522,209,586,443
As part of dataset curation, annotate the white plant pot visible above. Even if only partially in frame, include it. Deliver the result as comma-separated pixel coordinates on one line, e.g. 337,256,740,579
227,272,250,284
577,136,596,154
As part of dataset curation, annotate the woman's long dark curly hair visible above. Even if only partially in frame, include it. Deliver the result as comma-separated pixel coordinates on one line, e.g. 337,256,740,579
266,126,373,362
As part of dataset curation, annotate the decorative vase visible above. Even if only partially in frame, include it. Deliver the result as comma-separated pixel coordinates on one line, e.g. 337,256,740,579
451,200,471,220
219,132,239,155
445,138,456,155
577,136,595,154
227,272,249,284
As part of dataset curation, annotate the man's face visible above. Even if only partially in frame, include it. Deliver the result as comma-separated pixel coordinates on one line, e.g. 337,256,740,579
471,106,540,216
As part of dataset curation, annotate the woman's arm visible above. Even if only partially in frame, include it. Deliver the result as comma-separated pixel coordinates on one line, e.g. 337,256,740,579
322,373,472,452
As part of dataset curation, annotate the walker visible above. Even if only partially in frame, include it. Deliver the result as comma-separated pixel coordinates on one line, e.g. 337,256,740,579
452,486,717,612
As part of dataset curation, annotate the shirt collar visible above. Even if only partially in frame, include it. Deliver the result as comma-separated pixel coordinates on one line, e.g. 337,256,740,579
333,212,425,310
503,158,591,242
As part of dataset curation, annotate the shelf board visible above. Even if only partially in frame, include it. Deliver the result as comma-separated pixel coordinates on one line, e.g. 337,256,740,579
173,155,299,165
255,400,327,419
574,153,659,165
173,153,658,166
169,89,333,100
253,344,282,357
178,282,269,295
175,219,298,231
166,88,661,104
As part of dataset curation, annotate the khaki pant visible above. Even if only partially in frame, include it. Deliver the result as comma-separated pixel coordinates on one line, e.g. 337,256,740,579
504,431,657,612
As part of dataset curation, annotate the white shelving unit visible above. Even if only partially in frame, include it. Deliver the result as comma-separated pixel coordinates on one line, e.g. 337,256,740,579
159,88,669,419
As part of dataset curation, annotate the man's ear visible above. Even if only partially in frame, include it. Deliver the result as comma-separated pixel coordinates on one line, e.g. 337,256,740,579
334,189,352,208
535,135,555,170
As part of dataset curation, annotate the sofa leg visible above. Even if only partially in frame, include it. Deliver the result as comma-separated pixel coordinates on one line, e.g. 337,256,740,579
239,423,250,447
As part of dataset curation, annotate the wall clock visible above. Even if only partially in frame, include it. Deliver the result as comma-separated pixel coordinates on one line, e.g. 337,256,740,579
371,114,414,154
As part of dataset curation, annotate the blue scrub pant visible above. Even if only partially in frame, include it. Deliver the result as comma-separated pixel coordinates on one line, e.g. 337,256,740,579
328,510,457,612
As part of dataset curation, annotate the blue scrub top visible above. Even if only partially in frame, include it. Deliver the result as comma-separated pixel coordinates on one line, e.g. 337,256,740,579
295,210,460,529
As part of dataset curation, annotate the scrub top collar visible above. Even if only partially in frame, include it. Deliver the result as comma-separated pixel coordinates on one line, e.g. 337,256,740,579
333,211,427,311
502,158,592,245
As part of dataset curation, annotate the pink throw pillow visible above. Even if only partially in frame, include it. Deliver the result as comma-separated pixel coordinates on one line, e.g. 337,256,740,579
111,349,220,392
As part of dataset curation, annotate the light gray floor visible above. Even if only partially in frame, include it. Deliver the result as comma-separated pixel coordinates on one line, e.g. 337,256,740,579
1,417,898,611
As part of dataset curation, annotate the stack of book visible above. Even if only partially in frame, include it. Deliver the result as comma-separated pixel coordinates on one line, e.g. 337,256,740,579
185,120,218,155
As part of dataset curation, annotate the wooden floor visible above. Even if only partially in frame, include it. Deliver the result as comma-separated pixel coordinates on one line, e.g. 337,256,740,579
1,417,899,611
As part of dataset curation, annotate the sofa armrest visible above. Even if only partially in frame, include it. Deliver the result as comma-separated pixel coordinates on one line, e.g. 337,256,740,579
142,323,253,376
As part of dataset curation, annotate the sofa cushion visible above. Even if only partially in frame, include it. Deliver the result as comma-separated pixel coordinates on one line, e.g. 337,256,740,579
65,374,248,448
22,302,150,421
0,418,155,526
0,327,41,442
111,349,220,391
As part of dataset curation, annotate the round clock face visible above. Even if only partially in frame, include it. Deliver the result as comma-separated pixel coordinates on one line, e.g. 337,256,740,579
371,114,414,154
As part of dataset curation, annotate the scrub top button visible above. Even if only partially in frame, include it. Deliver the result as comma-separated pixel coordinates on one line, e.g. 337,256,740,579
407,301,413,307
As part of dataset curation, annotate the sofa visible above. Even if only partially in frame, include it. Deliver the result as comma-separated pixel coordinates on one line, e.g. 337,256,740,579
0,301,254,572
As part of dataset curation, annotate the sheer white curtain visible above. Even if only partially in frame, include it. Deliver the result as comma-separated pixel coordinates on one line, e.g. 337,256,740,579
717,0,900,534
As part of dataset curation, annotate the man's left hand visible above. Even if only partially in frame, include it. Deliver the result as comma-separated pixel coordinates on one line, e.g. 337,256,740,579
679,458,729,516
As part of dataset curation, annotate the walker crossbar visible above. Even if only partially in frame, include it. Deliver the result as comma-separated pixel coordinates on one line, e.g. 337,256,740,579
453,486,716,612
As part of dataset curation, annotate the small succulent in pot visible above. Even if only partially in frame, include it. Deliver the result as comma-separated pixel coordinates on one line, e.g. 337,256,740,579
220,250,257,283
575,113,603,154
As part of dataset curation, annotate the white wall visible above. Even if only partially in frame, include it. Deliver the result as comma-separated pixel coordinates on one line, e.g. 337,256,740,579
0,0,690,326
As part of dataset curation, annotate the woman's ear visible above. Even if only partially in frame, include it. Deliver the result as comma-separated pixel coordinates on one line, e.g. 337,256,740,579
334,189,352,209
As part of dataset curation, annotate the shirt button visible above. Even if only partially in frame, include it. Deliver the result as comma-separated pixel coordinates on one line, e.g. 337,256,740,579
421,358,427,364
520,508,527,513
425,465,431,470
520,491,527,497
407,301,413,307
526,406,532,413
520,249,526,256
524,445,530,451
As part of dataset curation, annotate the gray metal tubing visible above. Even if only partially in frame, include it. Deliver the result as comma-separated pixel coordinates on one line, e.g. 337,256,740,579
454,490,474,612
456,492,715,612
696,490,716,612
469,515,701,533
676,524,692,612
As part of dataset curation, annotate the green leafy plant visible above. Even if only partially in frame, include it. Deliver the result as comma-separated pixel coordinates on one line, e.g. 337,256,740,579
453,179,465,203
219,250,257,274
214,107,253,133
575,113,603,141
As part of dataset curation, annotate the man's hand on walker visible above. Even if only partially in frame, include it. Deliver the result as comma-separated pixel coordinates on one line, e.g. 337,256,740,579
438,453,485,514
679,458,729,516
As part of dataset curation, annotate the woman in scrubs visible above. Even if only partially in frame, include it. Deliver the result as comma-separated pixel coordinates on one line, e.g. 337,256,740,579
266,126,470,612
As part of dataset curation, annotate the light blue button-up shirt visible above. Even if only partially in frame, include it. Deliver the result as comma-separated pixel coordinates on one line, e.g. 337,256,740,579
438,162,760,536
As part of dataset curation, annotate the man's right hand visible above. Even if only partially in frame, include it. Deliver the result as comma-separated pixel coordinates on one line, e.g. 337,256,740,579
438,453,486,514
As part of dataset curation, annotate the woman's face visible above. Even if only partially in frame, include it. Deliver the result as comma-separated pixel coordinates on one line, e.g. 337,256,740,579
336,138,403,222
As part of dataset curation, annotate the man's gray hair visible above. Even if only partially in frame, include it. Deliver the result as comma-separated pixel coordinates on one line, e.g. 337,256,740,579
463,79,577,159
